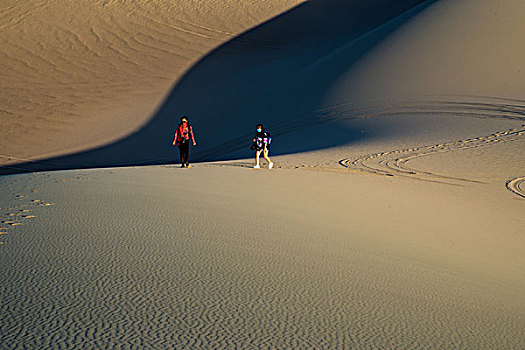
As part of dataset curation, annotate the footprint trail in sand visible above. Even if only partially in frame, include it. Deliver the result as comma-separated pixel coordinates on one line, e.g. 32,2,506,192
0,175,56,245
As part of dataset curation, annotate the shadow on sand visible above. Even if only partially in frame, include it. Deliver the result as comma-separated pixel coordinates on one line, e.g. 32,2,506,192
1,0,437,175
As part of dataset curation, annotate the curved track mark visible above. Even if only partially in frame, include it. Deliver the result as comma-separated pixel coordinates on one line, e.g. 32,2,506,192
506,177,525,199
340,126,525,185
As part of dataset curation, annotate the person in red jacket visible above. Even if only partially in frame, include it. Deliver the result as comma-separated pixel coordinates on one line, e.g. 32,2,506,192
172,116,196,168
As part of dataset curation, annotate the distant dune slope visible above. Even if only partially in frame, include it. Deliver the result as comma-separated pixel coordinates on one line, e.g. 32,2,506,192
0,0,304,164
323,0,525,103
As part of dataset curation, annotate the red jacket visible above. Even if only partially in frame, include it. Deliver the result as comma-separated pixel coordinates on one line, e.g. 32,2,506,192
173,123,196,146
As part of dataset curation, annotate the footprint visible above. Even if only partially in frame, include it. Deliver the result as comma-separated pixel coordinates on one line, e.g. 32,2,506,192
2,221,21,226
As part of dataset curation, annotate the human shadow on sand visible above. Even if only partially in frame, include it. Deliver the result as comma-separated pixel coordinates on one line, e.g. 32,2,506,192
1,0,438,175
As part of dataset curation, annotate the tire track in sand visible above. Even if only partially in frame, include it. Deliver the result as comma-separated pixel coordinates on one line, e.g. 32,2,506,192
506,177,525,199
340,126,525,194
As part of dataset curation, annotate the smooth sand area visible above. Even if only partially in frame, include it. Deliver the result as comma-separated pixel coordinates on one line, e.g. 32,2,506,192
1,166,524,348
1,0,525,348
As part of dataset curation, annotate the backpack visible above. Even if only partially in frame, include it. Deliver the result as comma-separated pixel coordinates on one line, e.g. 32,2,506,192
178,123,192,143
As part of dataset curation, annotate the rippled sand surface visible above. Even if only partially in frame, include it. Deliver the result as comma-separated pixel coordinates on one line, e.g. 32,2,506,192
1,167,524,348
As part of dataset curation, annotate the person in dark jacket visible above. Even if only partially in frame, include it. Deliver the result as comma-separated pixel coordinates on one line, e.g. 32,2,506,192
172,116,196,168
252,124,273,169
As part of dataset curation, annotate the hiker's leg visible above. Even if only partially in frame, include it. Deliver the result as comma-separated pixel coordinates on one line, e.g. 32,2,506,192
255,150,262,166
179,145,186,164
183,143,190,165
263,148,272,164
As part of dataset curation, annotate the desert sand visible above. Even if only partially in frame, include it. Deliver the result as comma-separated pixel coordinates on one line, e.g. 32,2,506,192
1,0,525,348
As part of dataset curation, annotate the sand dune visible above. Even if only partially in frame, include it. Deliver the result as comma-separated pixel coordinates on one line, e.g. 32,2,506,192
1,0,304,165
1,0,525,348
2,0,524,174
2,0,431,172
